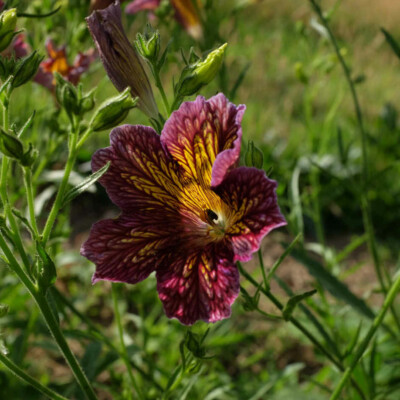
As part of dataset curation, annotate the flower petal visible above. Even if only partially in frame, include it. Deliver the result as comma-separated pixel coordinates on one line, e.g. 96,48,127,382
92,124,181,216
125,0,160,14
215,167,286,262
81,214,172,284
161,94,245,188
156,244,239,325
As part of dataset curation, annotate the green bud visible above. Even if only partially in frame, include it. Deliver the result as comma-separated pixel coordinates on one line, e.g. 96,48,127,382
35,241,57,293
176,43,227,97
0,9,17,52
135,28,160,63
80,91,96,114
185,331,206,358
0,55,16,81
0,128,24,160
55,73,80,116
244,140,264,169
294,62,308,84
0,304,8,318
12,51,43,88
90,87,138,132
241,287,260,312
20,143,38,167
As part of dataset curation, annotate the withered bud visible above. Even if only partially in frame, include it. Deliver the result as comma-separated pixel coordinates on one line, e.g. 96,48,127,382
86,1,158,119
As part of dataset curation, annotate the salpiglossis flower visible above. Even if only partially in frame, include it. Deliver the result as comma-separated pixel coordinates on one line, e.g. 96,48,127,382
35,39,96,90
81,94,286,325
126,0,203,40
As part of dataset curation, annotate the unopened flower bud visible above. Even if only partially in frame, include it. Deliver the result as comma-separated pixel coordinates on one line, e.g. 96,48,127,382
244,140,264,169
0,8,17,52
0,128,24,160
135,28,160,63
90,87,138,131
80,90,96,113
86,2,158,119
294,62,308,84
55,73,80,116
12,51,43,88
176,43,227,97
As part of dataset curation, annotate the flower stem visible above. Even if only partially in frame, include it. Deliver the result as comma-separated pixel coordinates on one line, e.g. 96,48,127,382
23,167,39,238
330,273,400,400
0,235,98,400
41,124,78,244
308,0,388,291
238,262,366,399
0,351,69,400
111,283,142,400
152,65,170,116
51,287,163,392
0,103,31,274
76,127,93,150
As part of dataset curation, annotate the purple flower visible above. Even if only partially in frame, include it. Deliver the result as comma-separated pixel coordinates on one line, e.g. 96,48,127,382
81,94,286,325
86,1,159,119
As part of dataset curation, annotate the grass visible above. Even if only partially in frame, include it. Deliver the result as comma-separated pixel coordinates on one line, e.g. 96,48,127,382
1,0,400,399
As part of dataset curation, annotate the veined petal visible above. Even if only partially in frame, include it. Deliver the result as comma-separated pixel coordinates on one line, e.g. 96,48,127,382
215,167,287,262
81,215,173,284
161,94,245,188
156,244,239,325
92,124,181,216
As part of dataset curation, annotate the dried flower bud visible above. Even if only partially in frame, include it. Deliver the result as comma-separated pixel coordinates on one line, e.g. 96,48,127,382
0,8,17,52
90,87,138,131
176,43,227,98
86,1,158,119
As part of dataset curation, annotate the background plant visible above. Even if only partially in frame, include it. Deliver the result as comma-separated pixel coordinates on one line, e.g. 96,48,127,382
0,1,399,399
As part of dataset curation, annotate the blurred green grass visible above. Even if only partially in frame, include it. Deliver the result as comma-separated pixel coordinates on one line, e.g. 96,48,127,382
2,1,400,399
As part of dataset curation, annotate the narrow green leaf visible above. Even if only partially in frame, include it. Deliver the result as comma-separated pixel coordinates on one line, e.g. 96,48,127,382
229,62,250,101
61,162,110,208
12,208,34,238
381,28,400,60
343,321,363,360
282,289,317,320
290,248,375,319
17,110,36,138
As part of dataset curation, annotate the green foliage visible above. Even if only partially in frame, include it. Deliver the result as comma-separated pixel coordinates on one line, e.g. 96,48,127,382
0,1,399,400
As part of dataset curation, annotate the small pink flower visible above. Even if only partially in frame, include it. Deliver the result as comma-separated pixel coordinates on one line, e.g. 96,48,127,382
81,94,286,325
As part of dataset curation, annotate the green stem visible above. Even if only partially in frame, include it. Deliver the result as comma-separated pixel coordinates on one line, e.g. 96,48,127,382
0,234,98,400
41,127,78,244
52,288,164,391
330,273,400,400
0,351,68,400
111,284,142,400
76,127,93,150
0,105,31,274
238,262,366,400
258,249,268,291
23,167,39,238
308,0,388,292
152,66,170,116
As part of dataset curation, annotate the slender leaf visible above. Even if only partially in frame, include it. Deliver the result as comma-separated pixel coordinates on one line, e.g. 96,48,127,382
61,161,110,208
381,28,400,60
290,248,374,319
